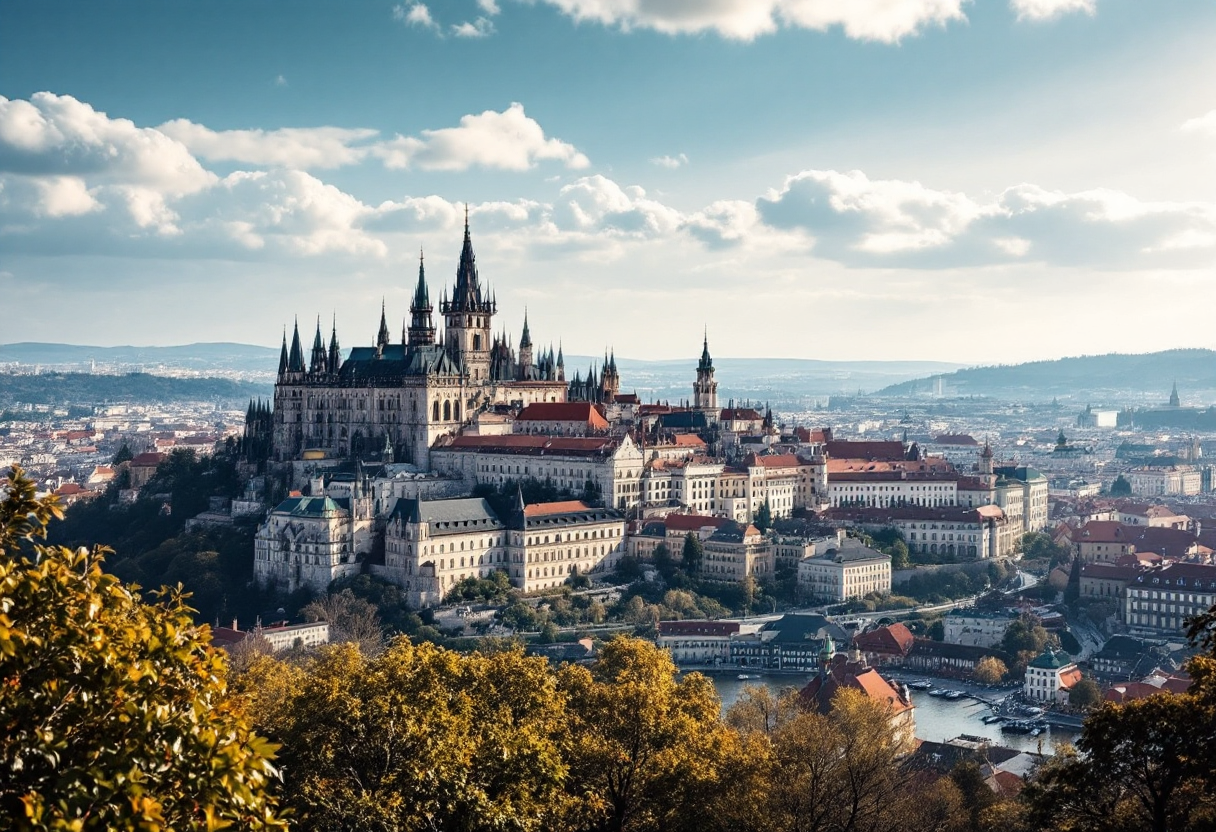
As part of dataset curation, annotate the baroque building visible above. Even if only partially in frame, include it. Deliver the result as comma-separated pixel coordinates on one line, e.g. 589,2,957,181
271,218,568,469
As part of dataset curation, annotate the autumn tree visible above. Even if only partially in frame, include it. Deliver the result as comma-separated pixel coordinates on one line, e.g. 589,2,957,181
558,637,756,832
0,465,284,831
238,639,573,832
973,655,1008,685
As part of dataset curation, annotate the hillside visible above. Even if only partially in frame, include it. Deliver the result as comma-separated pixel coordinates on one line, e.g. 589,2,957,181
876,349,1216,402
0,342,278,373
0,372,272,409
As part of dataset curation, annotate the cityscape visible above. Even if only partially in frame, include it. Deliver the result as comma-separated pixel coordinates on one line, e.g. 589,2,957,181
3,1,1216,831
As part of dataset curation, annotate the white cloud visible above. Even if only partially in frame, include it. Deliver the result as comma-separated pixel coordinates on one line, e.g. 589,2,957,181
0,93,214,195
274,74,288,87
477,0,501,14
158,121,378,169
393,3,439,29
756,169,1216,267
1010,0,1096,22
1181,109,1216,137
650,153,688,169
374,103,590,171
532,0,966,43
452,17,496,37
554,175,682,236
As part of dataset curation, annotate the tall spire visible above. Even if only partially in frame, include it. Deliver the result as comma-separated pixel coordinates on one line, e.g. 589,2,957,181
377,298,391,350
278,327,288,376
520,308,532,348
288,318,305,373
450,207,484,312
328,315,341,374
408,250,436,347
310,317,326,373
698,327,713,372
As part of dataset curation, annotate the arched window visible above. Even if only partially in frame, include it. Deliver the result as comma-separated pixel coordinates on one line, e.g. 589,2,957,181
454,401,461,421
432,401,440,421
473,334,481,351
443,401,451,420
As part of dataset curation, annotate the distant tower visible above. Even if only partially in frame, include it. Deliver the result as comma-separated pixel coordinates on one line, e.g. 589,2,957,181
376,299,391,352
693,330,718,412
1169,381,1181,408
408,251,435,347
518,310,534,378
978,441,996,488
309,318,327,375
327,317,342,374
556,343,565,382
441,209,495,379
285,319,306,380
601,349,620,402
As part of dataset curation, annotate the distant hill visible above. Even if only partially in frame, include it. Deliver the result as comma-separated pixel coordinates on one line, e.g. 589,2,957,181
876,349,1216,402
0,342,278,373
0,373,272,409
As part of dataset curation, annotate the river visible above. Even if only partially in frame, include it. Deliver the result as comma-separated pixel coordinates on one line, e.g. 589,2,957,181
699,670,1077,755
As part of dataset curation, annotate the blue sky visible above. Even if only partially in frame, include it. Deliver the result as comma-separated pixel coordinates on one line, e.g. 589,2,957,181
2,0,1215,362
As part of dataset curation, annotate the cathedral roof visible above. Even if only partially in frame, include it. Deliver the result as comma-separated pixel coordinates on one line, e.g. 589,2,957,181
337,343,463,381
389,496,502,535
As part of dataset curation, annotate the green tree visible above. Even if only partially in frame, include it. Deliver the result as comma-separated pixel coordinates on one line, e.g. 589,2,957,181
927,619,945,641
1068,676,1102,710
112,442,134,465
754,500,773,533
1110,474,1133,497
888,539,911,569
680,533,703,575
0,466,284,831
1002,612,1051,657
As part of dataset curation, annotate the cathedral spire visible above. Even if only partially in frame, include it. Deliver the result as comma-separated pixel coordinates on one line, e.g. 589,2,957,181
520,308,532,348
409,250,435,347
377,298,391,350
278,327,288,376
698,327,713,372
288,318,306,373
449,207,485,312
328,315,341,374
310,317,326,374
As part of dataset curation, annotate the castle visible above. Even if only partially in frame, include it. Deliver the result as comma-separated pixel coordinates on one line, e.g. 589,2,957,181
270,217,609,469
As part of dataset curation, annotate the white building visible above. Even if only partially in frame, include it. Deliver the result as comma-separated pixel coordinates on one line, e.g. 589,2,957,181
1023,649,1082,704
797,543,892,602
253,492,373,593
943,609,1016,648
656,620,743,665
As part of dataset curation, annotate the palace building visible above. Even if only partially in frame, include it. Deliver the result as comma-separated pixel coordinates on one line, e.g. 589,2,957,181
271,217,569,469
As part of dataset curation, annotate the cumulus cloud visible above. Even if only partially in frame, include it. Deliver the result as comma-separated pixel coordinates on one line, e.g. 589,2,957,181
1181,109,1216,136
532,0,966,43
158,104,586,173
393,2,439,29
158,121,378,169
477,0,501,14
452,17,496,37
756,169,1216,267
1010,0,1096,22
374,103,590,171
553,175,682,236
650,153,688,169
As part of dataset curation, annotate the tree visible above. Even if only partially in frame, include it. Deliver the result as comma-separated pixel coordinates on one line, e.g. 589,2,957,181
1068,676,1102,710
927,619,945,641
557,638,750,832
1002,612,1051,657
0,465,285,831
680,533,703,575
889,539,911,569
974,655,1008,685
1021,531,1070,565
112,442,134,465
754,500,773,533
301,588,385,654
1110,474,1133,497
239,640,573,832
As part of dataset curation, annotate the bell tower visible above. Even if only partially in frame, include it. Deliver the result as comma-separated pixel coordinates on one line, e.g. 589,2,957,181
693,330,718,412
441,208,495,379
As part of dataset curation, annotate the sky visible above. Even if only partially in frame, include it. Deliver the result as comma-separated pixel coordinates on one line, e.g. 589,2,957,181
1,0,1215,363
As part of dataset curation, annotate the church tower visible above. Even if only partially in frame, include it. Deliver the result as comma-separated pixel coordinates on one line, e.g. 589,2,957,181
519,310,534,378
408,251,435,347
693,331,718,412
441,209,495,379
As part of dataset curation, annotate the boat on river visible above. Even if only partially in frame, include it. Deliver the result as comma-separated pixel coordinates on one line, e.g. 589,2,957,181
944,690,965,701
928,688,947,697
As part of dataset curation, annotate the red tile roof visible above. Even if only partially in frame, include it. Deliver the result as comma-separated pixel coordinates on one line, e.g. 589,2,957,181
747,453,802,469
853,623,915,657
130,452,166,467
825,440,907,461
516,402,610,429
441,435,619,456
663,514,731,532
524,500,595,517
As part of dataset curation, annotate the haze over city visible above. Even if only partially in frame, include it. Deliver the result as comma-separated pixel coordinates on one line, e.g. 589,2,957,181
3,0,1215,362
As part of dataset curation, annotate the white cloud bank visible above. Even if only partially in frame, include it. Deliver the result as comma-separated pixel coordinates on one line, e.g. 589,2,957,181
2,93,1211,274
533,0,968,42
1181,109,1216,137
159,102,588,173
